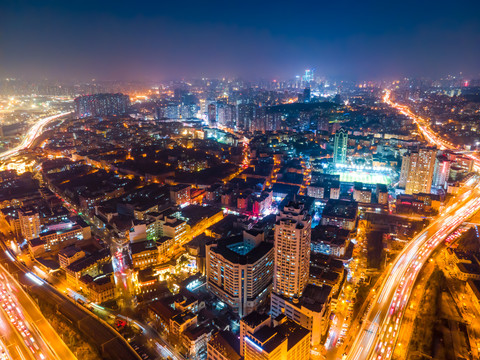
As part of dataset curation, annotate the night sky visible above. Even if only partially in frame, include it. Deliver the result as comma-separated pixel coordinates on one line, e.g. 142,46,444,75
2,0,480,81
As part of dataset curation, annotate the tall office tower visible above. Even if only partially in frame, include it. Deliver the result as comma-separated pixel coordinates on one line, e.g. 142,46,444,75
333,128,348,164
404,148,437,195
74,93,130,118
432,155,451,189
399,152,411,188
237,103,255,131
208,103,216,126
18,208,41,240
273,202,312,299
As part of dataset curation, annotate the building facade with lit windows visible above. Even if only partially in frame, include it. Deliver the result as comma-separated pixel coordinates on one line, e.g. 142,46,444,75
270,284,332,346
273,202,311,299
433,155,451,189
170,184,191,205
333,128,348,164
39,224,84,251
18,207,41,241
401,148,437,194
206,231,274,317
74,93,130,118
162,215,188,245
129,239,158,270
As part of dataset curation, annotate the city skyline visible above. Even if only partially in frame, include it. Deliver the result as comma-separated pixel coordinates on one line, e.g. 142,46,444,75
1,2,480,360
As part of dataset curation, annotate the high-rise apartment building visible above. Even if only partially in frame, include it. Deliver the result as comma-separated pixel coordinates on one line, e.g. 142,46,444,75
216,103,236,128
206,231,274,317
398,152,411,188
333,128,348,164
74,93,130,118
403,148,437,195
207,103,216,127
18,208,41,240
237,103,255,131
273,202,311,299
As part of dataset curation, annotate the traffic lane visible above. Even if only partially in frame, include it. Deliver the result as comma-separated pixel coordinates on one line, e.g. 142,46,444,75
347,192,480,360
0,249,140,360
0,266,69,360
374,198,480,359
0,305,35,360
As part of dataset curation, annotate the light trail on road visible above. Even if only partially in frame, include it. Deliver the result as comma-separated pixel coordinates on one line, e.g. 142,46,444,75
383,90,480,171
344,91,480,360
0,112,72,161
346,189,480,360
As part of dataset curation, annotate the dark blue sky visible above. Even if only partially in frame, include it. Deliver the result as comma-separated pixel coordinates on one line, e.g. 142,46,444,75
2,0,480,80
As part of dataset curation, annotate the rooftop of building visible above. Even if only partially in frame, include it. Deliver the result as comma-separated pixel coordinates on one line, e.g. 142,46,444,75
299,284,333,312
171,310,196,325
249,316,310,354
180,205,222,226
208,330,242,360
58,245,83,258
66,248,110,273
130,240,158,255
209,235,273,265
170,184,191,192
241,311,270,329
148,297,179,321
322,199,358,219
184,324,213,341
312,224,351,245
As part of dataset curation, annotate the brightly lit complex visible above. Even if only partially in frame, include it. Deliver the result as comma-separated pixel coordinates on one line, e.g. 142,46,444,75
330,164,394,185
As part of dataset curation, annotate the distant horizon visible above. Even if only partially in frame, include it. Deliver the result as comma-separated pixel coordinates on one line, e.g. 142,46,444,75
2,0,480,81
1,72,479,84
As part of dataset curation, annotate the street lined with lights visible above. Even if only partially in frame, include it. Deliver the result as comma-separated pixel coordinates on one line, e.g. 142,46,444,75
344,91,480,360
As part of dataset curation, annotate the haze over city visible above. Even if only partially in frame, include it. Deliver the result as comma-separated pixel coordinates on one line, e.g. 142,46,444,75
2,0,480,80
0,1,480,360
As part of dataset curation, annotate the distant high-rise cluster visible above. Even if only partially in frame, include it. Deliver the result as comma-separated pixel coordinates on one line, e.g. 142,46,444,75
74,93,130,118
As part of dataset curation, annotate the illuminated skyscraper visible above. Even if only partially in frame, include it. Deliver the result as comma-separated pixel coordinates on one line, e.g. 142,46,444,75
302,69,315,84
404,148,437,195
273,202,311,299
333,128,348,164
